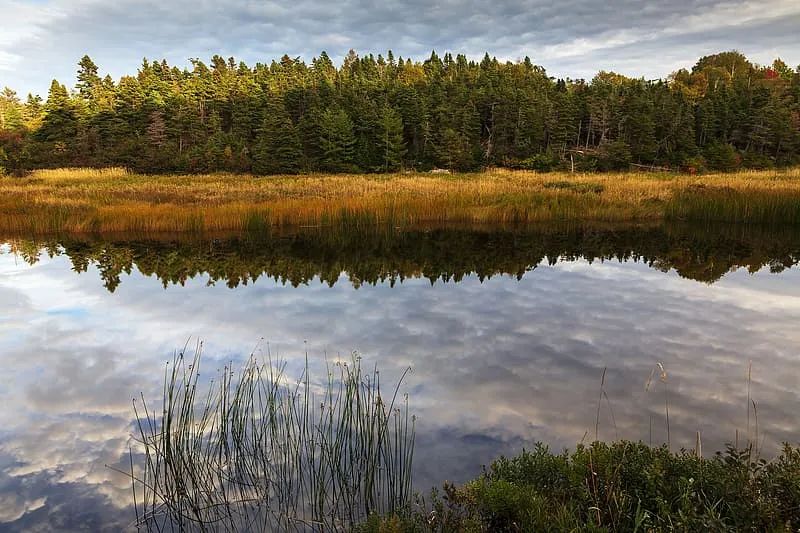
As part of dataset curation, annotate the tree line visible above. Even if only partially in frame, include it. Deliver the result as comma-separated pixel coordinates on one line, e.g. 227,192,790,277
1,50,798,175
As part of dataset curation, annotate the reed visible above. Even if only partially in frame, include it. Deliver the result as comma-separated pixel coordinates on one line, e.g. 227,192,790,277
665,186,800,224
123,344,415,531
2,167,800,234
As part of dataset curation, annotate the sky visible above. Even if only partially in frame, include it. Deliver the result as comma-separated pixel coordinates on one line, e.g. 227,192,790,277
0,0,799,96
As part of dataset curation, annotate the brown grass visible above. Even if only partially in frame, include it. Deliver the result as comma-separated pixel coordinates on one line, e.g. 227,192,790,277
2,167,800,234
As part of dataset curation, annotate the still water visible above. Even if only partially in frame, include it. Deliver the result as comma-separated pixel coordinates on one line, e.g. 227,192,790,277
1,223,799,530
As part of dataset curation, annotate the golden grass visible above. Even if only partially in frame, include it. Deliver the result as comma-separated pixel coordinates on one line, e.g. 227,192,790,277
2,167,800,234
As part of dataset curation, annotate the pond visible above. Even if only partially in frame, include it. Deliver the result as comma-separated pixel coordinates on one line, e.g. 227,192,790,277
1,222,799,530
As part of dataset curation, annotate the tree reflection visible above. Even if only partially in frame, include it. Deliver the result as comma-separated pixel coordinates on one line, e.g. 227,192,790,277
5,222,800,292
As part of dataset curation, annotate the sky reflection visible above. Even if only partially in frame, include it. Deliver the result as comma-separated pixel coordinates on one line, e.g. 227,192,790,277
0,233,799,528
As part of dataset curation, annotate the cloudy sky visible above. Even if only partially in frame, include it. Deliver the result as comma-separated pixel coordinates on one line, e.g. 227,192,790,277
1,0,799,96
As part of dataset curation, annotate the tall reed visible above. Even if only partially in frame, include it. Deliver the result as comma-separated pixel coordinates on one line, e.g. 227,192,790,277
124,344,415,531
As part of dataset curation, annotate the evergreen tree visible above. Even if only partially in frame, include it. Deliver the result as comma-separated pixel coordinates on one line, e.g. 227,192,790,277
35,80,78,165
76,55,101,102
0,49,797,173
319,108,356,172
0,88,24,131
253,97,303,174
377,105,406,172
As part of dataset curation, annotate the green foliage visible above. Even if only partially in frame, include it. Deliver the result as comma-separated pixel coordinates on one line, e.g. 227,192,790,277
1,49,799,173
320,107,357,172
252,96,303,174
704,143,741,171
521,151,559,172
378,105,407,172
682,155,707,173
367,441,800,532
76,55,101,101
597,140,633,171
0,87,25,131
740,150,776,170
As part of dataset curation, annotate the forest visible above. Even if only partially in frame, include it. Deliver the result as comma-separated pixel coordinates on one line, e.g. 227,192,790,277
0,50,798,175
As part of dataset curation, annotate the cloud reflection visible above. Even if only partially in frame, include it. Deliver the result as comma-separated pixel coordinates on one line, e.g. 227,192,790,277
0,235,799,527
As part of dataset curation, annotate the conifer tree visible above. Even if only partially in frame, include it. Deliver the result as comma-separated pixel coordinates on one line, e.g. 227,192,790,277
35,80,78,165
76,55,101,103
378,105,406,171
0,88,24,131
253,98,303,174
0,49,798,173
319,108,356,172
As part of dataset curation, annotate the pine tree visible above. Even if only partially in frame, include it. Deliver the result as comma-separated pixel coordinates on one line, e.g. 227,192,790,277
147,110,167,147
0,88,24,131
252,97,303,174
36,80,78,164
0,49,798,173
76,55,101,102
378,105,406,171
319,108,356,172
23,94,44,129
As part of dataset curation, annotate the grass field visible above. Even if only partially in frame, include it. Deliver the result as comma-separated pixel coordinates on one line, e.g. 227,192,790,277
2,167,800,234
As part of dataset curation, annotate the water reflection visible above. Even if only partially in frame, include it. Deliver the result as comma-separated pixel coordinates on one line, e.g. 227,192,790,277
0,222,799,529
7,222,800,291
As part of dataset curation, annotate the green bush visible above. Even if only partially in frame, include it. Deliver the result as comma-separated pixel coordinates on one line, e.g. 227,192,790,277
597,140,633,171
521,152,560,172
740,151,776,170
704,143,741,171
682,155,707,174
365,441,800,532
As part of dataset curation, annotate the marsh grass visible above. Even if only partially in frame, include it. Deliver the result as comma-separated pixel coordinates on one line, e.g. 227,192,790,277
3,168,800,234
665,186,800,224
543,180,605,194
26,167,131,180
124,345,414,532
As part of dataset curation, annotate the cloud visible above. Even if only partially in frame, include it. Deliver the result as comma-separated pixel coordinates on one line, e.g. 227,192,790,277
1,0,798,96
0,493,46,524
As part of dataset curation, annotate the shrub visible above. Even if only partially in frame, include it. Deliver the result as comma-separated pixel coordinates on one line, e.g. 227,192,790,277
741,151,776,169
704,143,741,171
682,155,707,174
597,140,633,171
521,152,560,172
367,441,800,532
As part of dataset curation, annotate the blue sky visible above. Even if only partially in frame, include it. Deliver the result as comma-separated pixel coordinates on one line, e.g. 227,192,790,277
1,0,799,97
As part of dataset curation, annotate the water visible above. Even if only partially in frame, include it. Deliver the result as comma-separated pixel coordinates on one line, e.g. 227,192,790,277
1,223,799,530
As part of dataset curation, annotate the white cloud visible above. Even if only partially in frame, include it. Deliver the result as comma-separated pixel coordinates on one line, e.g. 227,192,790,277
0,493,46,524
